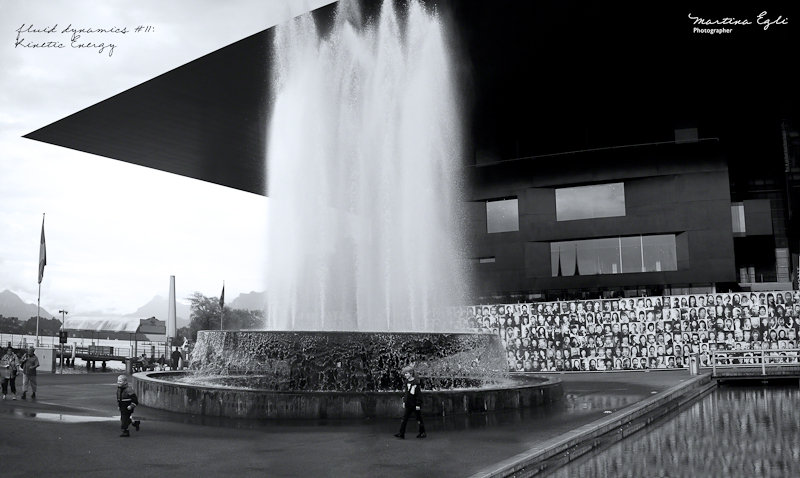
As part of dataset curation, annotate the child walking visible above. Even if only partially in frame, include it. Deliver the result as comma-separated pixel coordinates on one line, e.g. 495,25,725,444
116,375,141,437
394,365,426,439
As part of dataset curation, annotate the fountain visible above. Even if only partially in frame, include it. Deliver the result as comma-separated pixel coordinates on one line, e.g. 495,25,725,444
265,0,469,333
134,0,563,419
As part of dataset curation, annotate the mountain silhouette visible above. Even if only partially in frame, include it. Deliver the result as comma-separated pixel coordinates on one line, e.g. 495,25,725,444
124,295,192,329
0,289,55,320
0,289,267,329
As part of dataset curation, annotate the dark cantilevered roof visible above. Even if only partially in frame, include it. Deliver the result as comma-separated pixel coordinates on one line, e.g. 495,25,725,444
24,27,276,196
24,1,798,197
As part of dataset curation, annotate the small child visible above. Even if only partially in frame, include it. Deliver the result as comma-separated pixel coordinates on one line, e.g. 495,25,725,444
394,365,426,439
116,375,141,437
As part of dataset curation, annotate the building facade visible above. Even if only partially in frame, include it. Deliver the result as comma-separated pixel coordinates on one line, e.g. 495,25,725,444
467,131,795,303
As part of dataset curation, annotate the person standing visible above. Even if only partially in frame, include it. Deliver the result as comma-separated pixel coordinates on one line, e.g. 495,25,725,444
394,366,426,439
19,346,39,400
116,375,141,437
1,347,19,400
171,347,182,370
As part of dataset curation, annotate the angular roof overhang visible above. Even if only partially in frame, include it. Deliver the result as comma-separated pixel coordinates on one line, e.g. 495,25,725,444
21,2,798,196
23,27,277,196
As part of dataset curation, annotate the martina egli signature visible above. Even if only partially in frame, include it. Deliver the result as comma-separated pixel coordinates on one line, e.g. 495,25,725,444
688,11,788,30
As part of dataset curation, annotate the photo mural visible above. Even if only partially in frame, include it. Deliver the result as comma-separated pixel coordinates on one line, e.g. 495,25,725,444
460,291,800,372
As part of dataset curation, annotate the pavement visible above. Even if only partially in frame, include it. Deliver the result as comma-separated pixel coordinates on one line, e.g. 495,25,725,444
1,369,697,478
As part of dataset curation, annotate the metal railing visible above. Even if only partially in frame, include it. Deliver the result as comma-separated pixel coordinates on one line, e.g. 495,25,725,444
710,348,800,376
1,333,170,360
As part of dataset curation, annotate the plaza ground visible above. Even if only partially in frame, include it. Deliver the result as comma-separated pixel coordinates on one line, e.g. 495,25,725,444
1,370,697,478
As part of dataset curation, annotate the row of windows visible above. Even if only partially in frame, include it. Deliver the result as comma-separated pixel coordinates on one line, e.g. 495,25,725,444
551,235,678,276
487,185,747,237
485,182,627,234
483,183,678,277
474,234,678,276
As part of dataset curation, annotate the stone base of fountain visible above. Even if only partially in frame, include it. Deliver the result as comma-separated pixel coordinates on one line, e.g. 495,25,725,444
133,331,564,419
134,370,562,419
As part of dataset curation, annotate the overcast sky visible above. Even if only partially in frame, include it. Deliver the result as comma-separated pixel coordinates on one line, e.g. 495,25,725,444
0,0,334,316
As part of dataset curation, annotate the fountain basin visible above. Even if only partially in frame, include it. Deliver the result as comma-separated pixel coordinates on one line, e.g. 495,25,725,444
132,331,564,419
189,330,511,392
133,371,563,419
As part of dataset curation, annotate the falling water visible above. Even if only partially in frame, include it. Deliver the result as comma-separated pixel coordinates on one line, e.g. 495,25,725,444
266,0,470,332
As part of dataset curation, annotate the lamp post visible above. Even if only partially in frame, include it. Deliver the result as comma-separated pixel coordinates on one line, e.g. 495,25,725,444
58,310,67,374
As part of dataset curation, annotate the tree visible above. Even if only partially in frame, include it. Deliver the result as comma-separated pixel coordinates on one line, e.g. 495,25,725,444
175,326,192,345
223,308,264,330
0,315,23,334
22,316,62,336
187,292,221,340
186,292,265,340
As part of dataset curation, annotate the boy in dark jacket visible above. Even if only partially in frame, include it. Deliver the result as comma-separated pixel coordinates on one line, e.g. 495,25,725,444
116,375,140,437
394,366,426,439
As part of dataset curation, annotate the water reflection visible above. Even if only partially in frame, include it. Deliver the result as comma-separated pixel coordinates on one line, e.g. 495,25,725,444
0,408,116,423
432,383,651,432
563,392,646,412
549,383,800,477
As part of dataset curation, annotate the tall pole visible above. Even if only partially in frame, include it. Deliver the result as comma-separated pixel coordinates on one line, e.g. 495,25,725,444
167,275,177,362
36,284,41,347
36,213,46,347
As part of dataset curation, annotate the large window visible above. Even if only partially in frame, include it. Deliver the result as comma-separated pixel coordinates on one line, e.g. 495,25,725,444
555,182,625,221
486,198,519,233
551,234,677,277
731,203,746,236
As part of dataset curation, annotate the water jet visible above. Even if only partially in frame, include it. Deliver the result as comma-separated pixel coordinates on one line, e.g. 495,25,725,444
134,0,564,418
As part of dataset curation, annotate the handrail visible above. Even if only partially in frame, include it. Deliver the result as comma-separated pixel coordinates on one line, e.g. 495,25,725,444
708,348,800,376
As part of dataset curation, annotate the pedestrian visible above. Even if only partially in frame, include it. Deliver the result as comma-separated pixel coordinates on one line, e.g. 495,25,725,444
171,347,182,370
394,365,426,439
1,346,19,400
138,353,150,371
116,374,140,437
19,346,39,400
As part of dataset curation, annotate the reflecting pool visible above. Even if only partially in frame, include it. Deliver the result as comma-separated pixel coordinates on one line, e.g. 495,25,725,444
549,382,800,477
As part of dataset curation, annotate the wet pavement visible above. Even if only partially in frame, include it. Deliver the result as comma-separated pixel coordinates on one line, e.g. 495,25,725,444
1,370,693,477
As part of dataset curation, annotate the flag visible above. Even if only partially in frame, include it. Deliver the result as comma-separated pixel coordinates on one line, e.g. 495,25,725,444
219,283,225,309
38,215,46,284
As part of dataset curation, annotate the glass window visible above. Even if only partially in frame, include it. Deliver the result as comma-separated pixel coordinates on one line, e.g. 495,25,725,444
576,240,598,275
557,241,577,276
470,257,496,264
642,235,676,272
593,238,620,274
731,203,746,236
551,245,561,276
486,198,519,233
620,236,643,273
555,183,625,221
551,234,677,276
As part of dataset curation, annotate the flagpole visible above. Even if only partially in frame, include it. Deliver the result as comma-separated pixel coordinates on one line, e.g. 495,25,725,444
220,280,225,330
36,213,46,347
36,283,41,347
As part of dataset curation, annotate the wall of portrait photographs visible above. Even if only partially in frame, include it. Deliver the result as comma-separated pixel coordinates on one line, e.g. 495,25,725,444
462,291,800,372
